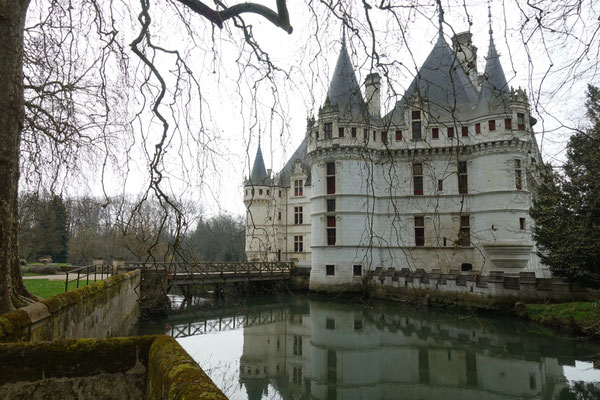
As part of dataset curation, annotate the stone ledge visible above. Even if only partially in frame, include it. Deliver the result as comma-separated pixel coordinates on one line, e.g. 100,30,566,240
146,336,228,400
0,270,141,343
0,335,226,400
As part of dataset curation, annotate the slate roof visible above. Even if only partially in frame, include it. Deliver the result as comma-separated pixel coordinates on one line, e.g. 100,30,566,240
385,34,479,125
276,137,310,188
247,142,270,185
325,39,367,119
471,35,510,118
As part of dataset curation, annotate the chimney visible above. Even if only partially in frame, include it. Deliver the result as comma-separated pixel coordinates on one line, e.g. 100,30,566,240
364,73,380,117
451,32,478,86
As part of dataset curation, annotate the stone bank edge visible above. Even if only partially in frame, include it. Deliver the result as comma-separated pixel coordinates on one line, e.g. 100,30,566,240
0,270,140,342
0,335,227,400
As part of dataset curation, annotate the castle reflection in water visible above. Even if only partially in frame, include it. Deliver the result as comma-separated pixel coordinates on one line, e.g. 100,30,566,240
234,298,599,400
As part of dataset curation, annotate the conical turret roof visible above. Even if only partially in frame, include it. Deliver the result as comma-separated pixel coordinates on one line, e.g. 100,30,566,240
471,29,510,118
325,37,365,118
248,138,269,185
386,34,478,124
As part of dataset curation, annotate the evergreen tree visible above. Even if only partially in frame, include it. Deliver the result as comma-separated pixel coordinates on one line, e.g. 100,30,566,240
531,85,600,286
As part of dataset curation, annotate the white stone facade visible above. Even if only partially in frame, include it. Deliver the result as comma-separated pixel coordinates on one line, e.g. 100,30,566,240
244,29,547,291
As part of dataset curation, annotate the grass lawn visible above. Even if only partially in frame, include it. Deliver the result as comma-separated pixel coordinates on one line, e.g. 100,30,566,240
24,279,92,299
526,302,600,331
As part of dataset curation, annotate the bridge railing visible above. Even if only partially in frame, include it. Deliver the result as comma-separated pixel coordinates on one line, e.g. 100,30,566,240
122,261,293,281
64,264,115,292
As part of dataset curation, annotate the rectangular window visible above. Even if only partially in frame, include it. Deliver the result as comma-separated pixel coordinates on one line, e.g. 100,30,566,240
438,179,443,191
517,113,525,130
373,130,377,141
326,162,335,194
462,126,469,137
458,215,470,246
413,163,423,195
327,216,336,245
489,120,496,131
432,127,439,139
326,317,335,329
520,217,526,230
395,130,402,141
412,110,422,140
278,190,281,197
515,159,523,190
294,235,303,252
458,161,468,194
324,122,332,139
294,206,303,225
326,199,336,212
293,335,302,355
294,180,303,196
475,123,481,134
353,265,362,276
363,128,368,141
447,127,454,138
381,131,388,144
251,189,255,196
415,216,425,247
351,127,357,138
505,118,512,130
278,211,281,220
326,265,335,277
354,319,363,330
293,366,302,384
259,189,263,195
338,127,344,137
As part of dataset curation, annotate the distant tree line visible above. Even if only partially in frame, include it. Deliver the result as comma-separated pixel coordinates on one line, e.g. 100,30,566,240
18,194,246,265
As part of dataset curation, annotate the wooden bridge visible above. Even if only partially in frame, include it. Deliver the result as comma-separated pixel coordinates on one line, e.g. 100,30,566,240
123,261,293,286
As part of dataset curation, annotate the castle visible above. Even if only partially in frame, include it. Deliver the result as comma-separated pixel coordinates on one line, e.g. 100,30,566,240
244,18,546,291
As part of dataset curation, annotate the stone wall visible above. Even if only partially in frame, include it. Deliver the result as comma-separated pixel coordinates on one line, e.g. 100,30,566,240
370,268,586,301
0,270,141,343
0,335,227,400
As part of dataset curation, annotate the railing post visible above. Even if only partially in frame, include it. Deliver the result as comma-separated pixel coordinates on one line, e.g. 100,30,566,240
65,272,69,292
76,270,80,288
86,266,89,286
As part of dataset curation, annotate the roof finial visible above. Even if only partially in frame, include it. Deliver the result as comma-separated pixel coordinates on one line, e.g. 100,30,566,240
342,24,347,48
488,0,493,38
436,0,444,34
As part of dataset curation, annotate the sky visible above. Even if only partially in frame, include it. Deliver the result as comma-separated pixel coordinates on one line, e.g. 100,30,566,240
23,0,600,220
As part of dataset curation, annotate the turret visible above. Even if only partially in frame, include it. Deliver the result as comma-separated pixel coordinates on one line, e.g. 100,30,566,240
365,73,381,118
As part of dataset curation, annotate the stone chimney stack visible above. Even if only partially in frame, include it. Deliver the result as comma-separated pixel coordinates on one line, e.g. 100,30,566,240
451,32,478,87
364,73,381,117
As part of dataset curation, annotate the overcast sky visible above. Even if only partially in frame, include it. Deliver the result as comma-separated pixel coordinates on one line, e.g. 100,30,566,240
29,1,598,219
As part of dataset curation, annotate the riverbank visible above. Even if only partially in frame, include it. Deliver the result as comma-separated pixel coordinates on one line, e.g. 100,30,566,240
369,285,600,339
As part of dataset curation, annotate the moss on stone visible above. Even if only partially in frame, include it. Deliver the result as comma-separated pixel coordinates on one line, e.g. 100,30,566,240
0,310,32,342
147,335,227,400
0,336,157,385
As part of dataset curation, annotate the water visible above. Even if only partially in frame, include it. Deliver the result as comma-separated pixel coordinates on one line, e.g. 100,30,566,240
138,295,600,399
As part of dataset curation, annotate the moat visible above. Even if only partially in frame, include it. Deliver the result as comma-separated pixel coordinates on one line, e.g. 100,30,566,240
138,294,600,400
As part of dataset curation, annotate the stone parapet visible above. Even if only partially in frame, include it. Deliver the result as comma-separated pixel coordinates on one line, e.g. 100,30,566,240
370,269,585,300
0,270,141,343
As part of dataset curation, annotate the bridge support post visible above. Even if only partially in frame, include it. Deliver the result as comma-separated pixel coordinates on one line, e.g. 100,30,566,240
140,269,170,316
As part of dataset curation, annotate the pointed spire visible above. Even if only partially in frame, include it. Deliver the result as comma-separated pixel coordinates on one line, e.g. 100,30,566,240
482,1,508,93
437,0,444,35
488,0,493,38
342,25,347,48
324,32,365,117
249,133,268,185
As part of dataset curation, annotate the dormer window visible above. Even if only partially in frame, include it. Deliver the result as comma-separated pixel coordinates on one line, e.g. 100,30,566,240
351,127,357,138
517,113,525,131
411,110,421,140
294,180,303,196
338,127,344,137
324,122,333,139
381,131,388,144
